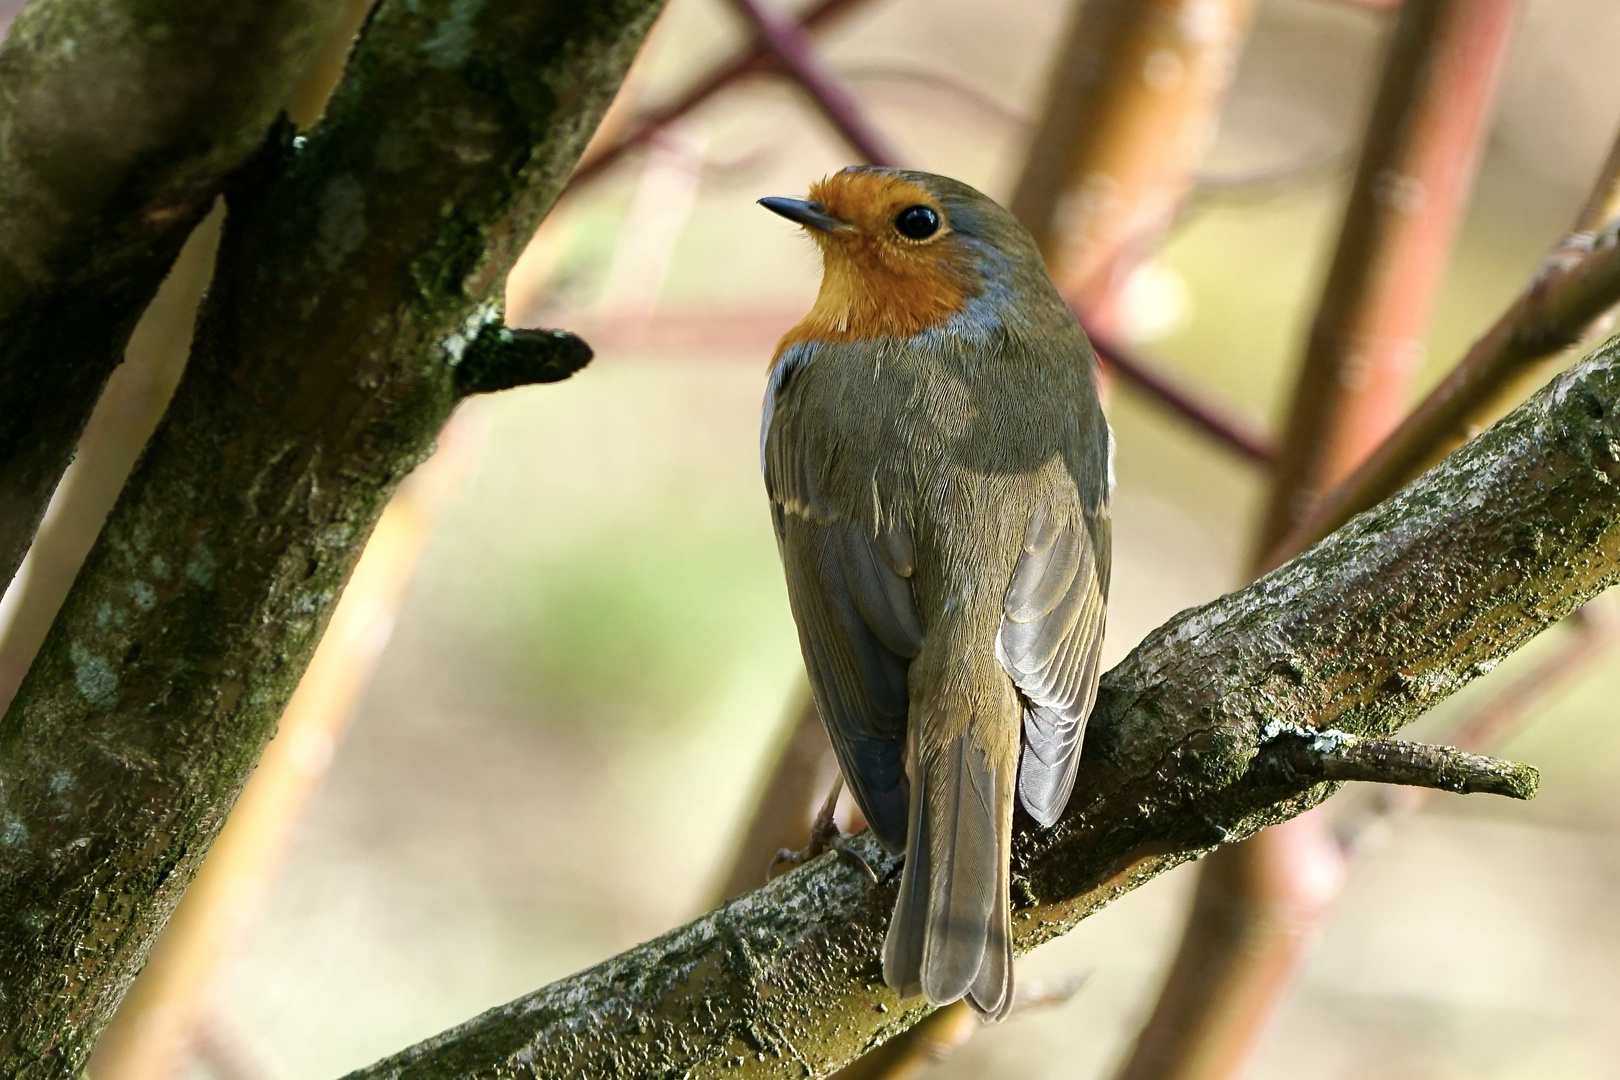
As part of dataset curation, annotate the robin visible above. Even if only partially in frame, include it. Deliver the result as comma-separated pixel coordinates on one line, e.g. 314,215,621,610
759,167,1112,1019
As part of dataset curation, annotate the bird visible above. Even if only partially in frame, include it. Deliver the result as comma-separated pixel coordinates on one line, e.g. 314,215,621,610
758,167,1112,1020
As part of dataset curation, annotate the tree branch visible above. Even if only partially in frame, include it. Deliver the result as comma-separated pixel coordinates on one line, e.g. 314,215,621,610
713,693,835,905
341,335,1620,1078
567,0,872,189
724,0,902,166
0,0,665,1071
1255,0,1520,555
0,0,347,592
1270,123,1620,570
1006,0,1259,313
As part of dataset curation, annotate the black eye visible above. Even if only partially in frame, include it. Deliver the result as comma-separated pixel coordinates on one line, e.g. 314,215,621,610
894,204,940,240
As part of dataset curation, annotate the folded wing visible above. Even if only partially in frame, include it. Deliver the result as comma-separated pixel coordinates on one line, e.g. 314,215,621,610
764,349,922,851
996,502,1110,827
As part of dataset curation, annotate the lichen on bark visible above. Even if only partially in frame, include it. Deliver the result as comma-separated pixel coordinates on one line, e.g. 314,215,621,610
344,338,1620,1079
0,0,664,1072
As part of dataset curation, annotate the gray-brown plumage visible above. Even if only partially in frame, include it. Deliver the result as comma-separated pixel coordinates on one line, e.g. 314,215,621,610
760,167,1111,1019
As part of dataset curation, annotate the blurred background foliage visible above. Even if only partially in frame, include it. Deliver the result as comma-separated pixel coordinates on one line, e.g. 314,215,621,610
8,0,1620,1075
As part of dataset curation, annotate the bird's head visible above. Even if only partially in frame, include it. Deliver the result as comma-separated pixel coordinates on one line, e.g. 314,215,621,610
761,167,1047,348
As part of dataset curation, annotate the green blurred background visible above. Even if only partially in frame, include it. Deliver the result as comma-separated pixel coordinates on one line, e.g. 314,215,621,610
198,0,1620,1076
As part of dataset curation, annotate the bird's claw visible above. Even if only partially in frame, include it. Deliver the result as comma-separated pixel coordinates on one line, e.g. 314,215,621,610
766,776,875,883
829,833,879,883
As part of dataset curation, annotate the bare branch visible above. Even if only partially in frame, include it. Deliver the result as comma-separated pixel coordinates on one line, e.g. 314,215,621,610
1271,114,1620,570
712,695,834,905
1006,0,1259,308
1087,327,1275,465
1570,118,1620,236
725,0,901,166
568,0,872,188
1256,0,1521,556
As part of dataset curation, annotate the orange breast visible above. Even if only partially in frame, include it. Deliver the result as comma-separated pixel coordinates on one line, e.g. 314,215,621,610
777,244,972,356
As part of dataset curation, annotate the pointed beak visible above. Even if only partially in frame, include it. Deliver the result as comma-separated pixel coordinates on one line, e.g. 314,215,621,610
758,196,850,233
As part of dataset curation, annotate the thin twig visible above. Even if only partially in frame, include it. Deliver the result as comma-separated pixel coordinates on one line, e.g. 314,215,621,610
711,695,833,905
723,0,902,166
1087,326,1275,465
1571,120,1620,236
1255,0,1522,557
568,0,872,188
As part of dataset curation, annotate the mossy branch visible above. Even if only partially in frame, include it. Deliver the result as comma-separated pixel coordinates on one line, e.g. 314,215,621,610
340,339,1620,1078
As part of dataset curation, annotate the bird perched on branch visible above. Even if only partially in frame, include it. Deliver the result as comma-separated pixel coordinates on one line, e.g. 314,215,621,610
759,167,1111,1019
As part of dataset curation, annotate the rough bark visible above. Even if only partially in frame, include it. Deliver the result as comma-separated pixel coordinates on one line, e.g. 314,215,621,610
0,0,661,1071
341,338,1620,1079
0,0,345,592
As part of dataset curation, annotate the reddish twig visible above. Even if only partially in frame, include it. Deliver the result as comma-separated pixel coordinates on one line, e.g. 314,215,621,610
569,0,871,188
1255,0,1521,556
1087,327,1275,465
1007,0,1261,329
723,0,902,166
1271,117,1620,569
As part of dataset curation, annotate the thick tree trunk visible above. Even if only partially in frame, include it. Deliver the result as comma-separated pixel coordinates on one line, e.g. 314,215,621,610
341,337,1620,1078
0,0,663,1072
0,0,344,591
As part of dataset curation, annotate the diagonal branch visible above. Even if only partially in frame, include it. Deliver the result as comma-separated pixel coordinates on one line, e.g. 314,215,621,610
568,0,871,188
341,334,1620,1078
1255,0,1520,557
1087,326,1275,465
0,0,349,593
725,0,901,166
1270,116,1620,569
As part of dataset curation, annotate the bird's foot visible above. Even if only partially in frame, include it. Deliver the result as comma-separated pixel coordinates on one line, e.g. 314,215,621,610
766,777,878,883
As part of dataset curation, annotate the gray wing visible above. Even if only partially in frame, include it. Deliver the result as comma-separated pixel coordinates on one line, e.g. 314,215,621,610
996,500,1111,827
764,349,922,852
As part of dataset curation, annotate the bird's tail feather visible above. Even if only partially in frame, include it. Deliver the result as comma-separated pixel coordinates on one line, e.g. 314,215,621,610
881,728,930,999
882,729,1015,1021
